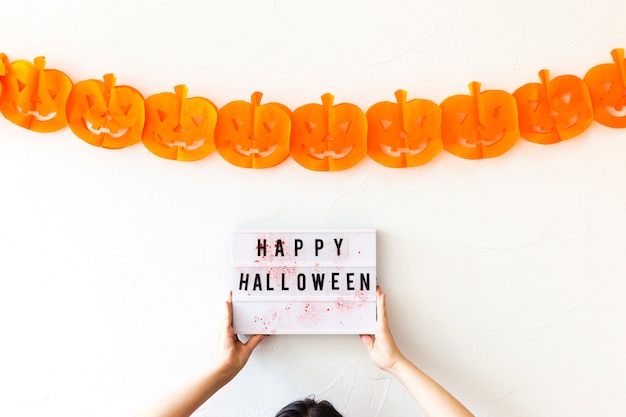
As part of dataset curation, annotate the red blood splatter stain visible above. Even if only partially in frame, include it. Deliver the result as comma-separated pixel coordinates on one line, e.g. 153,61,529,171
335,298,352,312
355,290,369,302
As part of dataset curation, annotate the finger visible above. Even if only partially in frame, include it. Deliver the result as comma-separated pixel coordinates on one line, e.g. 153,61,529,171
377,290,387,327
360,334,374,351
244,334,265,351
225,291,234,327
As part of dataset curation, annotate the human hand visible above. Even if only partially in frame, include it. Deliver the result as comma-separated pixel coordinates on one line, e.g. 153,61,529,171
217,291,264,378
360,287,405,373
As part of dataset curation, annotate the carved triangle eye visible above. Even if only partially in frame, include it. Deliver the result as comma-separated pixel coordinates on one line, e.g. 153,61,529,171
602,81,612,92
492,105,501,119
560,92,572,104
86,94,99,108
379,119,393,132
528,100,541,112
157,109,168,122
456,112,469,124
415,115,426,128
120,104,132,116
305,121,317,134
191,115,203,127
339,121,351,133
232,119,244,131
17,79,27,92
263,121,276,133
47,88,58,100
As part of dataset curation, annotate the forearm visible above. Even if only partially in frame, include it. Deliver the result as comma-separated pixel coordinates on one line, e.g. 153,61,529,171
135,365,235,417
388,357,474,417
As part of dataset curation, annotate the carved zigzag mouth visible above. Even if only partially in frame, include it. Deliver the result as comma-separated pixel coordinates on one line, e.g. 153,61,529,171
604,105,626,118
83,119,128,138
378,140,429,157
530,113,580,133
455,129,506,148
15,104,57,121
233,143,278,157
530,125,554,134
155,133,204,151
303,145,353,160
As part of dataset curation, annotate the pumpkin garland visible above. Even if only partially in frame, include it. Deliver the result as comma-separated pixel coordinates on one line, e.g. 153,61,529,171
0,49,624,170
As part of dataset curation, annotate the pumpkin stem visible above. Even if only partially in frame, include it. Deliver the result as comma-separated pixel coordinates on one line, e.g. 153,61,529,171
537,69,552,103
468,81,482,110
102,73,117,105
33,56,46,72
174,84,188,119
32,56,46,92
0,53,7,76
394,89,408,105
321,93,334,113
610,48,626,87
468,81,481,96
395,89,408,132
538,69,551,87
251,91,263,107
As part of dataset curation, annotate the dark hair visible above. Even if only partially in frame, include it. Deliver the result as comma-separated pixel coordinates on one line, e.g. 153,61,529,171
275,397,343,417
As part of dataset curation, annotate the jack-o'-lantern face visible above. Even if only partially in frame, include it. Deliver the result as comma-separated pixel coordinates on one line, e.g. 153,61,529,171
66,73,145,149
584,48,626,128
291,93,366,171
366,89,442,168
0,56,72,132
440,82,519,159
215,92,290,168
142,85,217,161
514,70,593,144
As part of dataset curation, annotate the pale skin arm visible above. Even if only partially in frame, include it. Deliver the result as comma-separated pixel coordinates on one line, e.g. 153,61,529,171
360,287,475,417
135,292,264,417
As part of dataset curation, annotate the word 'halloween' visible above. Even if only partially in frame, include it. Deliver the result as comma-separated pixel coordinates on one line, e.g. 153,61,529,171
256,238,344,257
239,271,371,292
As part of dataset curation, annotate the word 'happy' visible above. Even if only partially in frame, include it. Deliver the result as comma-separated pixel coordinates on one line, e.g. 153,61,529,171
256,238,344,257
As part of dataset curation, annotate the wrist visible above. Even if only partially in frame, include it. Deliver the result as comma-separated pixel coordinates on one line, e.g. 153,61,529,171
385,354,411,376
211,361,241,385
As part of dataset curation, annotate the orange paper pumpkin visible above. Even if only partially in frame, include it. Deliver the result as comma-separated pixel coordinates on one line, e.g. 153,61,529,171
0,56,72,132
215,92,290,168
0,54,8,96
66,73,145,149
584,48,626,128
291,93,367,171
142,85,217,161
440,82,519,159
514,70,593,144
366,90,442,168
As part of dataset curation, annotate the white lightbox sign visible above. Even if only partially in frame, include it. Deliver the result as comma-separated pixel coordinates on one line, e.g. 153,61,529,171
232,229,376,335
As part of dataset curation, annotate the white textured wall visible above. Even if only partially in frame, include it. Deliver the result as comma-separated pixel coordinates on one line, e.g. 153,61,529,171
1,1,625,416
